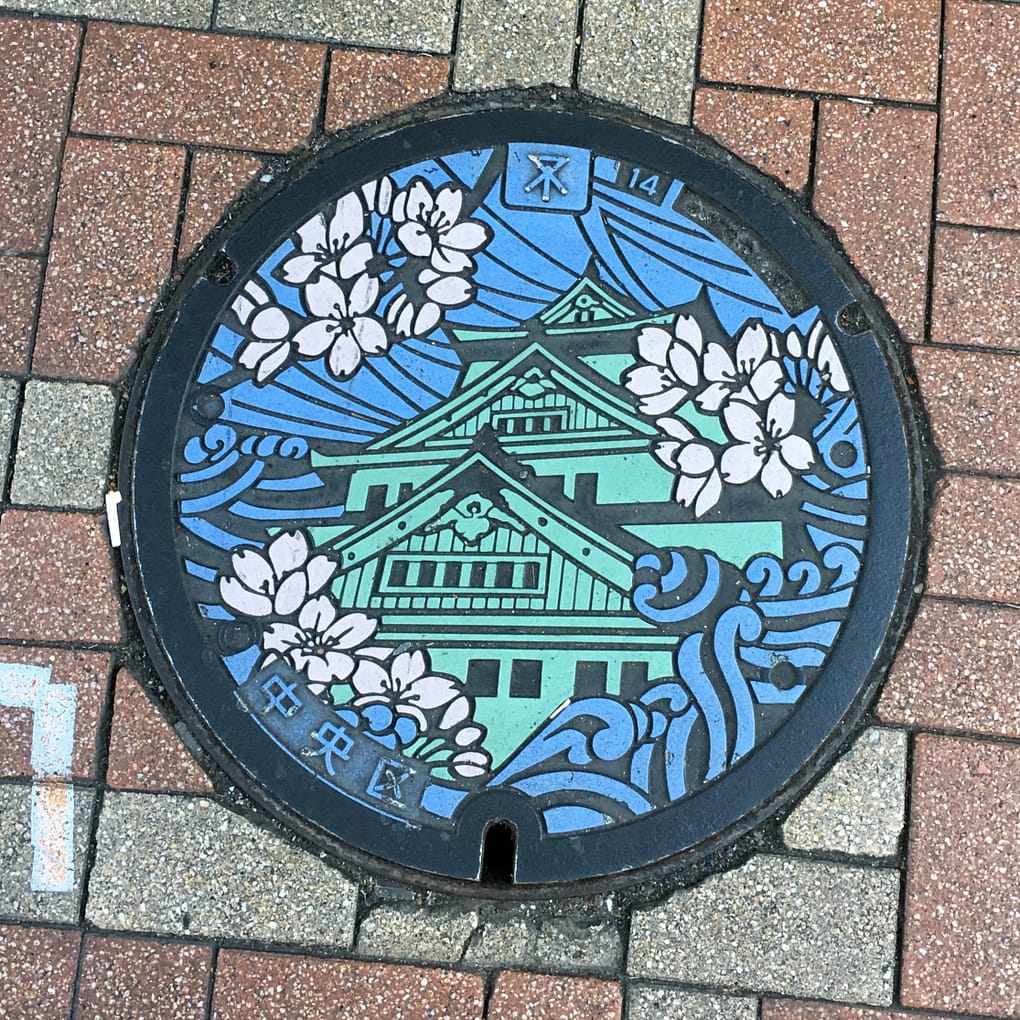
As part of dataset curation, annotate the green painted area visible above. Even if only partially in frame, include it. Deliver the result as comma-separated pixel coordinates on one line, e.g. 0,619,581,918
622,521,783,566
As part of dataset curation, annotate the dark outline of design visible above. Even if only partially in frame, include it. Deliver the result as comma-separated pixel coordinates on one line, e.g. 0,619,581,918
118,98,930,897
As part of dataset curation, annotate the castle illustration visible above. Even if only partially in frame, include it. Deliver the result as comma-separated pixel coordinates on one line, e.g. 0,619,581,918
311,275,783,765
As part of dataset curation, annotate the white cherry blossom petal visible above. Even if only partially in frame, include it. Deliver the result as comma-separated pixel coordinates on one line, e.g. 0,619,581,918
694,470,723,517
351,657,389,696
413,301,441,336
438,696,470,730
305,554,337,595
354,316,387,355
434,185,463,226
328,192,365,250
307,650,355,684
295,214,327,253
673,472,704,508
430,246,473,275
779,433,814,471
735,323,769,370
454,725,483,747
637,389,685,416
304,275,347,319
238,340,290,382
268,531,309,576
231,548,274,592
298,594,337,633
424,274,472,306
673,314,704,356
292,320,336,358
720,443,763,484
695,381,732,412
326,611,379,650
278,253,323,284
666,342,699,387
397,221,434,257
761,453,794,497
656,416,695,442
348,273,380,315
451,751,490,778
765,392,796,436
327,334,363,378
274,571,308,616
263,622,303,653
391,650,426,687
722,401,764,443
338,241,372,280
624,364,670,396
677,443,716,476
443,219,488,252
219,576,273,617
748,359,784,402
636,326,671,367
654,440,682,470
703,342,736,383
409,674,460,710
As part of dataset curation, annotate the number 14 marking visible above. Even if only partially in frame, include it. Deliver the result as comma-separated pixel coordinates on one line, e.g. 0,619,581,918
628,167,660,197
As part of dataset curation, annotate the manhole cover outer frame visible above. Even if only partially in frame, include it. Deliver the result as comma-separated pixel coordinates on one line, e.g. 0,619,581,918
117,95,930,899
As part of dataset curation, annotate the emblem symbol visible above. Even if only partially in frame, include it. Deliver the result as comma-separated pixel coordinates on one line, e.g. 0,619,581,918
524,153,571,202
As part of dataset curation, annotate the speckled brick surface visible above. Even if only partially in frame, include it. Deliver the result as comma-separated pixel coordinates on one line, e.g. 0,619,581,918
881,600,1020,737
926,476,1020,604
210,951,486,1019
930,225,1020,350
32,137,185,382
105,669,213,793
913,345,1020,475
72,24,326,151
699,0,941,102
326,50,450,129
0,923,81,1019
0,16,80,253
179,150,264,259
762,1001,942,1020
487,971,622,1020
937,0,1020,229
0,510,121,643
903,735,1020,1016
813,101,936,344
693,89,815,193
0,257,41,375
75,935,213,1019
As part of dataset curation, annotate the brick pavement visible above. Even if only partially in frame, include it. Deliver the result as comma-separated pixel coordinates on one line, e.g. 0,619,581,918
0,1,1018,1016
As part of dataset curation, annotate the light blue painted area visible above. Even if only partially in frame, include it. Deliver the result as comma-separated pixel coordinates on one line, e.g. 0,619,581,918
750,680,806,704
224,646,260,684
545,805,610,833
420,782,468,820
184,559,218,582
198,603,233,621
181,515,252,551
439,149,496,189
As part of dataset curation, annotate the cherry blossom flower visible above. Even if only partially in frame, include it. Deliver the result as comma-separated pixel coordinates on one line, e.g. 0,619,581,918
350,647,463,730
384,292,442,339
623,315,704,416
392,179,491,274
783,319,851,392
231,280,299,384
219,530,336,619
292,274,387,378
698,322,785,412
653,417,724,517
361,175,394,217
720,393,815,498
277,192,372,286
263,601,379,695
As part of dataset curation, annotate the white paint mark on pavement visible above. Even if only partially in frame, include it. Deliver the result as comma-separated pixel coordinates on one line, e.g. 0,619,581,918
0,662,78,892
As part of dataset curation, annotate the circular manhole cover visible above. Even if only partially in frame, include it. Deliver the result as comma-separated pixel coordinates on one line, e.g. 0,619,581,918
121,103,924,894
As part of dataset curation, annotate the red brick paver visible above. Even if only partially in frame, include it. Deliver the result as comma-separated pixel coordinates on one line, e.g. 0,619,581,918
930,225,1020,350
179,150,264,259
487,972,623,1020
813,101,936,344
0,16,81,253
0,923,81,1020
106,668,213,793
880,600,1020,738
0,647,110,778
913,345,1020,475
0,256,41,375
699,0,940,103
75,935,213,1019
73,24,326,151
763,1001,942,1020
926,476,1020,605
0,510,121,644
903,735,1020,1016
326,50,450,130
937,0,1020,229
693,89,815,193
211,951,486,1019
32,137,185,382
